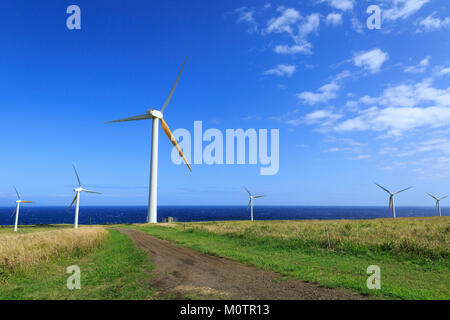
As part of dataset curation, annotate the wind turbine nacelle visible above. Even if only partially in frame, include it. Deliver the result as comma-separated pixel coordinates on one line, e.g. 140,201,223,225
147,109,163,119
74,187,83,192
15,200,21,203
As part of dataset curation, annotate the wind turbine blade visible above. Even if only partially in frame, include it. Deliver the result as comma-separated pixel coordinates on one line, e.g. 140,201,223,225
11,207,17,217
161,56,187,113
160,118,192,172
243,186,251,196
253,195,265,199
427,193,438,200
394,186,413,195
68,194,77,209
82,190,101,194
105,114,152,124
247,199,251,210
21,201,35,203
374,182,391,194
13,186,20,200
72,165,81,186
439,195,449,201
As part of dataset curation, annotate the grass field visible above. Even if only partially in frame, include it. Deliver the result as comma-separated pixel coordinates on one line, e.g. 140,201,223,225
0,227,154,299
124,217,450,300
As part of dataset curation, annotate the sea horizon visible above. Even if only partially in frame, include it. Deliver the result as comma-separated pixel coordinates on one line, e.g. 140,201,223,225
0,205,446,226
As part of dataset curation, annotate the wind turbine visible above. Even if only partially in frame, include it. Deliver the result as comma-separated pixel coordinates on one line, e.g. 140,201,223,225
244,186,265,221
12,186,35,232
427,193,449,217
374,182,412,218
68,165,101,229
106,57,192,224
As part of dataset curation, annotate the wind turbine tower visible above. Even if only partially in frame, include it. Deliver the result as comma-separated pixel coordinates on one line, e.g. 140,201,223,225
374,182,412,218
244,186,265,221
106,57,191,224
12,187,35,232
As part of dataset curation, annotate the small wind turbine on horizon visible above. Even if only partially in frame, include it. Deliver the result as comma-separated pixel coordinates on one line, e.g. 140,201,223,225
68,165,101,229
12,187,35,232
374,182,412,218
427,193,448,217
106,57,192,224
244,186,265,221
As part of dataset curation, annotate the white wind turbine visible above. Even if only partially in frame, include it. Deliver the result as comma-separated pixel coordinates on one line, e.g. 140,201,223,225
427,193,449,217
106,57,192,224
68,165,101,229
374,182,412,218
244,186,265,221
12,186,35,232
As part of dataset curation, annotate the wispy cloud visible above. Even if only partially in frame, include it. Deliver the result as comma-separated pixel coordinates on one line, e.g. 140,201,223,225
298,82,341,105
416,12,450,32
404,56,430,73
319,0,354,11
326,13,343,26
383,0,430,21
263,64,296,77
274,43,312,55
235,7,259,33
353,49,389,74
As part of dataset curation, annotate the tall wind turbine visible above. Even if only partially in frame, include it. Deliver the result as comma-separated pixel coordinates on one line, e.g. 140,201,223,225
374,182,412,218
12,187,35,232
68,165,101,229
106,57,192,224
244,186,265,221
427,193,448,217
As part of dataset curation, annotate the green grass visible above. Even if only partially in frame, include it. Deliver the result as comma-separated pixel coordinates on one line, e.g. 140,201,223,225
0,229,155,300
123,221,450,300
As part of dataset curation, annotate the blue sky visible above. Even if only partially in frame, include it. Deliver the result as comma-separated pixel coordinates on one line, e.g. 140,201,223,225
0,0,449,206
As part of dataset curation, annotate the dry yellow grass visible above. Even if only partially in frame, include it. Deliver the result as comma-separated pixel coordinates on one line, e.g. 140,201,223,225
182,217,450,259
0,227,108,271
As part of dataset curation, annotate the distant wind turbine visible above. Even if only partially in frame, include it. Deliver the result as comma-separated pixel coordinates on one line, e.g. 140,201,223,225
374,182,412,218
68,165,101,229
106,57,192,224
12,186,35,232
427,193,449,217
244,186,265,221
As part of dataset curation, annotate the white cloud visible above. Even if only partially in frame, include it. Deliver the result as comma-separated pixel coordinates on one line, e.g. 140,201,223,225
326,13,343,26
263,64,296,77
351,17,364,33
348,154,370,160
319,0,354,11
404,56,430,73
379,79,450,108
274,43,312,55
383,0,430,21
266,8,321,56
299,13,321,38
298,82,340,105
334,106,450,136
266,7,301,34
437,67,450,76
332,79,450,136
353,49,389,74
303,109,343,124
416,12,450,32
235,7,258,33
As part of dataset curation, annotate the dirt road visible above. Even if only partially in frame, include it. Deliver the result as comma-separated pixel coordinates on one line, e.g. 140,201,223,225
118,228,369,300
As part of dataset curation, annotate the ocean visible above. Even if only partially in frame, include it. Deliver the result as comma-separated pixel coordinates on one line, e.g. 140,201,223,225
0,206,445,226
